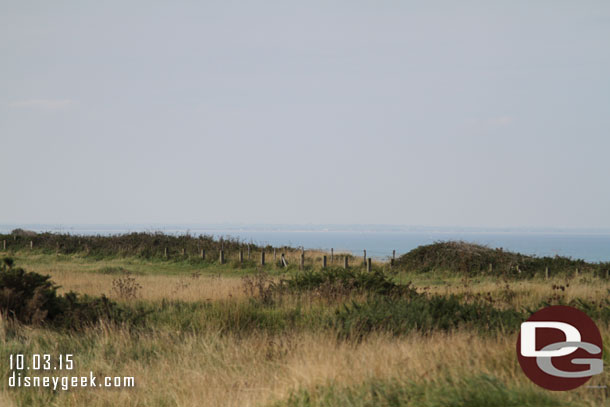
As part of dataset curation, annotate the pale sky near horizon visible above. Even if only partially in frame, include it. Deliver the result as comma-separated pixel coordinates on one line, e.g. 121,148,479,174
1,1,610,228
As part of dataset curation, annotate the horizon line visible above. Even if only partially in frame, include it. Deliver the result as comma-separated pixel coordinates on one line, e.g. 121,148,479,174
2,223,610,234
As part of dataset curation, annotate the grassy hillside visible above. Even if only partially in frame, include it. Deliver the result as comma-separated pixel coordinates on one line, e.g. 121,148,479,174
395,241,609,277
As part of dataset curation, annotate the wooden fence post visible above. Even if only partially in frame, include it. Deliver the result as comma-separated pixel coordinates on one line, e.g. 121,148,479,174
164,247,168,259
331,248,334,264
488,263,493,273
545,267,549,280
219,250,225,264
344,256,348,268
300,252,304,270
367,257,371,272
261,250,265,266
322,255,327,268
201,248,205,260
281,253,287,268
30,241,33,249
182,248,185,256
363,250,367,266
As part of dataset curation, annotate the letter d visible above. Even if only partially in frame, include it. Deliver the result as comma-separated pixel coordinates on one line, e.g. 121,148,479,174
521,321,581,357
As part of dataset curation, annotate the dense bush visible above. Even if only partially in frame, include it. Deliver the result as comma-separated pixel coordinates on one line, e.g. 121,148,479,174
0,257,64,324
0,257,133,329
334,294,524,340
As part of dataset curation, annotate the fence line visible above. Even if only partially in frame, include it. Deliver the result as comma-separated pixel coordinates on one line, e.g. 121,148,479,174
1,238,609,278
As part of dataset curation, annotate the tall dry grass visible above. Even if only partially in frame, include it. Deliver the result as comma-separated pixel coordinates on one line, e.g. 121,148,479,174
1,320,607,407
51,270,247,302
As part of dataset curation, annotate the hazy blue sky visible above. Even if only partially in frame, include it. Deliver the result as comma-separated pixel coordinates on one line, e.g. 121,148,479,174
1,1,609,228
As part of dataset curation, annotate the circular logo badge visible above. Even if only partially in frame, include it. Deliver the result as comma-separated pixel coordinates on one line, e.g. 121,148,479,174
516,305,603,391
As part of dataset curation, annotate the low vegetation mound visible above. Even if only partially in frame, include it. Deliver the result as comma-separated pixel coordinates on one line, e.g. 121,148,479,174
395,241,604,276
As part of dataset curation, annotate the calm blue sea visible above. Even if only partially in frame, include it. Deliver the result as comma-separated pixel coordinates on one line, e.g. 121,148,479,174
2,224,610,262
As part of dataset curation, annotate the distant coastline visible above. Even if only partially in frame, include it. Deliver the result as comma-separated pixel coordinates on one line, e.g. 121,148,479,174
2,224,609,262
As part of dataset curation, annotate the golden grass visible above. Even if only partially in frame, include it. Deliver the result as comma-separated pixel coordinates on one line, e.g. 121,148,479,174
49,269,247,302
2,322,608,407
0,391,17,407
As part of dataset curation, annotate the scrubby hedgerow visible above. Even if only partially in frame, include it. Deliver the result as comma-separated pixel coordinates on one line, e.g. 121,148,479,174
0,230,275,261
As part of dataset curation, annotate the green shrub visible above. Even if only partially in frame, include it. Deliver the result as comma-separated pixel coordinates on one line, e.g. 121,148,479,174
0,257,64,324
